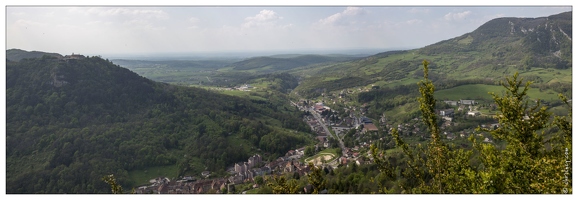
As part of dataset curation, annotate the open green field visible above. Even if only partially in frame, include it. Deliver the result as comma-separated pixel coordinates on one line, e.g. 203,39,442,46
435,84,561,102
193,85,269,101
128,164,179,187
384,101,421,124
548,104,571,116
519,68,572,84
218,89,268,101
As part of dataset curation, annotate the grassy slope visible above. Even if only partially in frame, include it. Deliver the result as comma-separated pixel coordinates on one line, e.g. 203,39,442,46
435,84,561,102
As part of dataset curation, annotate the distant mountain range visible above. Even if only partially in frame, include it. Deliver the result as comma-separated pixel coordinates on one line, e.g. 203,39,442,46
226,54,361,72
293,11,572,98
6,48,64,61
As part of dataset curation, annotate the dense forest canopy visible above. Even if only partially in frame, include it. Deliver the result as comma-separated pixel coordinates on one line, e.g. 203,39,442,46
6,55,314,193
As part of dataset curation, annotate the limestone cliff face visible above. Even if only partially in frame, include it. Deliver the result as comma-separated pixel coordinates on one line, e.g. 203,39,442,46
417,11,572,70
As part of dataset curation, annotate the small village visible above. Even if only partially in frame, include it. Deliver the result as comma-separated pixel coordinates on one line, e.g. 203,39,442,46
135,92,504,194
136,98,376,194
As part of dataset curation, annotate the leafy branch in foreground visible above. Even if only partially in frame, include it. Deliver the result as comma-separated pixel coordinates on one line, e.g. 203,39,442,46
266,175,300,194
473,73,572,193
102,174,123,194
372,60,571,194
306,162,327,194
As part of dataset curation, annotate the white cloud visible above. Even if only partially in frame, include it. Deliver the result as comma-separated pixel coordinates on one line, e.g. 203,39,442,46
187,17,200,29
343,7,364,15
72,7,169,20
242,9,284,28
7,7,571,55
318,7,367,26
444,11,472,21
245,9,282,22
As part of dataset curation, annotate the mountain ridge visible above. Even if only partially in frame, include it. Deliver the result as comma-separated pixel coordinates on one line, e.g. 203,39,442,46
6,49,64,62
293,11,572,98
6,54,314,193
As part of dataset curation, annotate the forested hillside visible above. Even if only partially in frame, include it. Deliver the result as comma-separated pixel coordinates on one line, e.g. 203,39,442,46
293,12,572,99
6,54,314,193
6,48,64,61
418,11,571,71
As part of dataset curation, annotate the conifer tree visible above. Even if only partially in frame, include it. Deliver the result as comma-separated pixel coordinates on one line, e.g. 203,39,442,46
372,60,571,194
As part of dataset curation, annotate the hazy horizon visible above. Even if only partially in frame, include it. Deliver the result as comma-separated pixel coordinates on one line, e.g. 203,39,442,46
9,47,410,61
6,6,571,57
100,47,409,60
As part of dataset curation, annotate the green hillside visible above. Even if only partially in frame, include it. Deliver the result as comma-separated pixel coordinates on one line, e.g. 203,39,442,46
111,59,238,85
293,12,572,99
6,53,314,193
435,84,561,102
6,49,64,61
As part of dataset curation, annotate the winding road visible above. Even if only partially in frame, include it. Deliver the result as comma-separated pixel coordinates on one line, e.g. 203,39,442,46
308,107,347,157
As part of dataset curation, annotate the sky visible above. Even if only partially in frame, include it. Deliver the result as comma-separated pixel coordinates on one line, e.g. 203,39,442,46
3,2,574,57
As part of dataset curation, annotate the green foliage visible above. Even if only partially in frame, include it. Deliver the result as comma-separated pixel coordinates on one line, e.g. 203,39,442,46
102,174,124,194
372,60,571,194
305,145,316,157
266,175,300,194
470,73,571,193
296,76,374,98
306,163,327,194
7,49,63,62
294,12,571,103
112,58,237,85
254,176,264,185
6,55,313,193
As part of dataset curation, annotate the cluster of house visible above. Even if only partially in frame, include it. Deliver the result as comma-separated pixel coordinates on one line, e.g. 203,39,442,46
135,176,229,194
44,53,87,62
305,115,331,147
440,99,482,120
340,145,374,166
228,154,268,184
63,53,86,60
312,103,330,113
227,151,312,192
135,148,318,194
437,99,500,142
305,103,333,147
236,84,253,91
443,99,476,107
